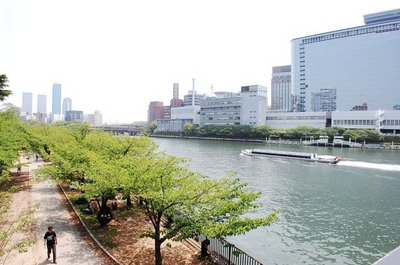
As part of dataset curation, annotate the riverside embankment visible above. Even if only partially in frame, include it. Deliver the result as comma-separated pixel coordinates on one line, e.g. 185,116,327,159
151,134,400,150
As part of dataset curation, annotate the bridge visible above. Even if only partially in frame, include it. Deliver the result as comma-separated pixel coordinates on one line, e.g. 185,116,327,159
92,124,146,136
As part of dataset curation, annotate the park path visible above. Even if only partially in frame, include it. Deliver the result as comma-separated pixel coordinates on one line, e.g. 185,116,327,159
2,156,107,265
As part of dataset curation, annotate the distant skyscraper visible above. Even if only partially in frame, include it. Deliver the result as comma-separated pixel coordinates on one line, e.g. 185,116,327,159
52,83,62,114
271,65,291,112
22,92,33,115
37,94,47,113
170,83,183,107
62,97,72,115
173,83,179,99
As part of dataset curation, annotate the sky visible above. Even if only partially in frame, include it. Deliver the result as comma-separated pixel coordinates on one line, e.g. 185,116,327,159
1,0,398,123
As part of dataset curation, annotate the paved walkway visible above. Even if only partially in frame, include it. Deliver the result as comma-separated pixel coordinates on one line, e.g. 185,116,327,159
2,157,106,265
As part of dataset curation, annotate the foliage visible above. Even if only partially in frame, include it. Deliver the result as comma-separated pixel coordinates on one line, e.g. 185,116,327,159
383,135,400,144
183,123,198,136
175,123,385,144
134,153,277,265
30,122,277,265
0,110,35,181
343,129,384,143
144,122,158,136
0,74,12,101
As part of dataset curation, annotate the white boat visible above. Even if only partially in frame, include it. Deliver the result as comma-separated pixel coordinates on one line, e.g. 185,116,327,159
241,149,341,164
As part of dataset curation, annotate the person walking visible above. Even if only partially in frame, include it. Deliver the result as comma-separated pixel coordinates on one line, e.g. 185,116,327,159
43,226,57,263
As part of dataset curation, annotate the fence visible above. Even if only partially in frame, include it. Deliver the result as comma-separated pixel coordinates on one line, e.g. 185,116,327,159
197,235,263,265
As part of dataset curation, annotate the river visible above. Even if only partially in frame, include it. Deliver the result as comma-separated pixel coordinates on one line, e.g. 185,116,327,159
153,137,400,265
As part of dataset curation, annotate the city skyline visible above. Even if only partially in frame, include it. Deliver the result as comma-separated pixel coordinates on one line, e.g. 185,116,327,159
1,0,398,123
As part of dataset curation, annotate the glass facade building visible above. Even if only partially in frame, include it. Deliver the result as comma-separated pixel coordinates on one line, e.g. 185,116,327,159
37,94,47,114
291,9,400,112
62,97,72,115
271,65,292,112
22,92,33,115
52,83,62,114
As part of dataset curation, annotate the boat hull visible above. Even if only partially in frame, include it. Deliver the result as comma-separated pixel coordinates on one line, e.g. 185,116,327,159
241,149,341,164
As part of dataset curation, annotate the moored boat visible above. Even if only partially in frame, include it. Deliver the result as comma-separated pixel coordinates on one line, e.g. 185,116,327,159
241,149,341,164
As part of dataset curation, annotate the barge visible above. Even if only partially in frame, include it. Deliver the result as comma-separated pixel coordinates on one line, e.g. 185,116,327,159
241,149,341,164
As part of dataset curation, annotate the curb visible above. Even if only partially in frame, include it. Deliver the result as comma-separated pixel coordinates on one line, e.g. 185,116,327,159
58,184,122,265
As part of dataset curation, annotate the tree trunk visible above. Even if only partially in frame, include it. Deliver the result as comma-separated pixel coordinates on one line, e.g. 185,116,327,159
155,236,162,265
101,196,108,208
126,195,132,208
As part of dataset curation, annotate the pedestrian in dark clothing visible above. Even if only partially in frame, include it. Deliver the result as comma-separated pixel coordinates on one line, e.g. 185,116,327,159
44,226,57,263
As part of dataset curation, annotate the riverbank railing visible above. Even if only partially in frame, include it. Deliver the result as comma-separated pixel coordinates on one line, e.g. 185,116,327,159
197,235,263,265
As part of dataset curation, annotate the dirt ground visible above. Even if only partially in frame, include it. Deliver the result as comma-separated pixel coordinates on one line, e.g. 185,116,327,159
68,193,212,265
2,158,212,265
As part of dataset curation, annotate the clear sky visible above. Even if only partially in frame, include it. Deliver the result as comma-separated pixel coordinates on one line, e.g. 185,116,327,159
1,0,398,123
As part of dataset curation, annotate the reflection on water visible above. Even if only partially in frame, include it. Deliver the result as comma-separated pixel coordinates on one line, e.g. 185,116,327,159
154,138,400,265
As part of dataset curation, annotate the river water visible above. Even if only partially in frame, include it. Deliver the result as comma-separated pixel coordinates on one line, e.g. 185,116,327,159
153,137,400,265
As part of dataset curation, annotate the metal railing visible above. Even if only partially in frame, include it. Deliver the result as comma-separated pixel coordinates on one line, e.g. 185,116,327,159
197,235,263,265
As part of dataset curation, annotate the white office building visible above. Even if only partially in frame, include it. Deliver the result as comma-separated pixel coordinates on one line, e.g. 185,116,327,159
332,110,400,134
240,85,268,125
200,92,241,126
183,90,207,106
266,112,327,129
171,105,200,125
291,9,400,112
85,110,103,126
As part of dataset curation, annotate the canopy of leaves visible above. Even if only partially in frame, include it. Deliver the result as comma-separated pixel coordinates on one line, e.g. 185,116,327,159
0,110,36,180
31,122,278,265
0,74,12,101
156,123,385,143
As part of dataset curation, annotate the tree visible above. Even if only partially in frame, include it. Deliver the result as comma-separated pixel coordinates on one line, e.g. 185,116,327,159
0,110,34,179
0,74,12,101
183,123,198,136
136,153,278,265
0,109,37,258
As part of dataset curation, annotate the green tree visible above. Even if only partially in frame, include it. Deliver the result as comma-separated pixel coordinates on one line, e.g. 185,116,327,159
0,110,34,180
0,74,12,101
0,109,37,258
136,153,278,265
183,123,198,136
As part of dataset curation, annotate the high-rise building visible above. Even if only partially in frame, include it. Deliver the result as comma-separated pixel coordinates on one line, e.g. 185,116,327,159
173,83,179,99
170,83,183,107
271,65,292,112
62,98,72,115
291,9,400,112
22,92,33,115
311,88,337,112
240,85,268,125
52,83,62,114
147,101,164,122
37,94,47,114
183,91,206,106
